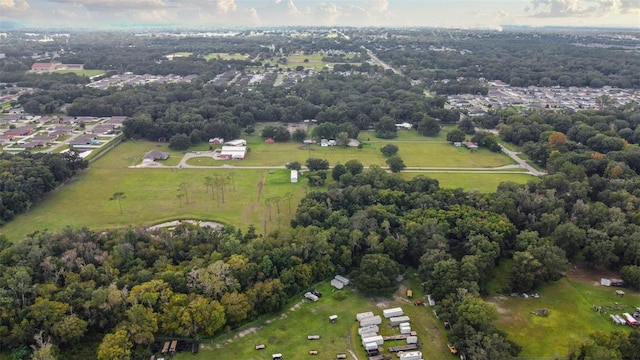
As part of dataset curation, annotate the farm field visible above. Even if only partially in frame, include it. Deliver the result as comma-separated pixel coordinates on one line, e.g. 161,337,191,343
53,69,105,77
404,172,533,193
490,273,640,358
175,276,451,360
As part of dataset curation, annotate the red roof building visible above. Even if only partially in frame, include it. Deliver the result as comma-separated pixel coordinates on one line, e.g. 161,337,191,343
31,62,57,72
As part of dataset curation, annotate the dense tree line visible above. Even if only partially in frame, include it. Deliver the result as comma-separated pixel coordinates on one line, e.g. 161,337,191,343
372,30,640,89
0,151,88,225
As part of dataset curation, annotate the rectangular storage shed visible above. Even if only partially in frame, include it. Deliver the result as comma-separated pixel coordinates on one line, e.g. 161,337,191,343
356,312,374,321
334,275,350,285
331,279,344,289
389,316,411,326
383,307,404,318
359,315,382,327
361,335,384,346
399,351,423,360
358,325,379,336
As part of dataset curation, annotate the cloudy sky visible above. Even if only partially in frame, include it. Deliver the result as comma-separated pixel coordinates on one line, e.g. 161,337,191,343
0,0,638,29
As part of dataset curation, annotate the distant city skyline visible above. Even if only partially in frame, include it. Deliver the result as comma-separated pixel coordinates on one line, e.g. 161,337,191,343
1,0,638,30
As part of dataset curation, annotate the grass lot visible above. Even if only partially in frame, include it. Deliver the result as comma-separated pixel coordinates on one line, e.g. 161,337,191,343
175,275,451,360
0,141,306,242
0,132,533,242
204,52,249,61
404,172,534,193
490,274,640,358
53,69,105,77
260,53,351,72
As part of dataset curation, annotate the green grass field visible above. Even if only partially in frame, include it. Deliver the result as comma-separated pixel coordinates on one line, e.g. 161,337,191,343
53,69,105,77
491,275,640,358
0,135,534,242
204,52,249,61
0,141,305,242
175,275,451,360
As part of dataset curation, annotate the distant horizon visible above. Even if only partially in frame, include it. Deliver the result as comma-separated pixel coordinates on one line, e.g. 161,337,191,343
0,22,638,33
1,1,639,31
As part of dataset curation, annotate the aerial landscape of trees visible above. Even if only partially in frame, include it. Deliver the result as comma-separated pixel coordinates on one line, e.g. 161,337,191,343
0,27,639,360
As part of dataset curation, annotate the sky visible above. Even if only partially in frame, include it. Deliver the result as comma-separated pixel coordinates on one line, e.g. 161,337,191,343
0,0,638,29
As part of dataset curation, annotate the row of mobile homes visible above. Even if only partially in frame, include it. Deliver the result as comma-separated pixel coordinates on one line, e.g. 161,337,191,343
359,315,382,327
390,316,411,326
611,314,626,325
383,307,404,318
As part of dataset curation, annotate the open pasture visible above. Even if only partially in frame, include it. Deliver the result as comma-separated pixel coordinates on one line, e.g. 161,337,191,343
491,276,640,358
175,278,451,360
0,141,305,242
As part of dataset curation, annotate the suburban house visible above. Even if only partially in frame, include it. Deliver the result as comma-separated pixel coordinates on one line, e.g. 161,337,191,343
208,137,224,144
462,141,479,150
70,134,98,147
347,139,361,147
320,139,337,147
395,122,413,130
107,116,127,126
264,138,275,144
4,126,35,137
142,150,170,162
219,146,247,160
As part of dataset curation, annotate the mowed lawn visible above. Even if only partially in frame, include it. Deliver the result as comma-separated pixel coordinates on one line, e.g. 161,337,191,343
53,69,105,77
175,278,452,360
491,277,640,358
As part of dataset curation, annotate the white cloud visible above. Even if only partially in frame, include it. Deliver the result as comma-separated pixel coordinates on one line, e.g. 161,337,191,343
0,0,30,12
526,0,640,17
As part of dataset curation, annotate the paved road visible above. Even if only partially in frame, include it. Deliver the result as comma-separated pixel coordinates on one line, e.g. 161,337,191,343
361,46,402,76
130,150,540,175
499,145,546,176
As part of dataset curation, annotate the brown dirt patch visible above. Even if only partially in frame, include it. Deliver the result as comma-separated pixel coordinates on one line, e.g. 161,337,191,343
566,263,620,285
487,295,511,315
256,172,265,202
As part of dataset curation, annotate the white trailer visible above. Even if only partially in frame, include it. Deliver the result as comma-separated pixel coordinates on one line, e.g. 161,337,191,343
356,312,374,321
304,292,318,302
383,307,404,318
364,342,378,351
407,336,418,344
361,335,384,346
614,314,627,325
334,275,350,285
399,351,423,360
359,315,382,327
389,316,411,326
400,326,412,334
358,325,379,336
330,279,344,289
